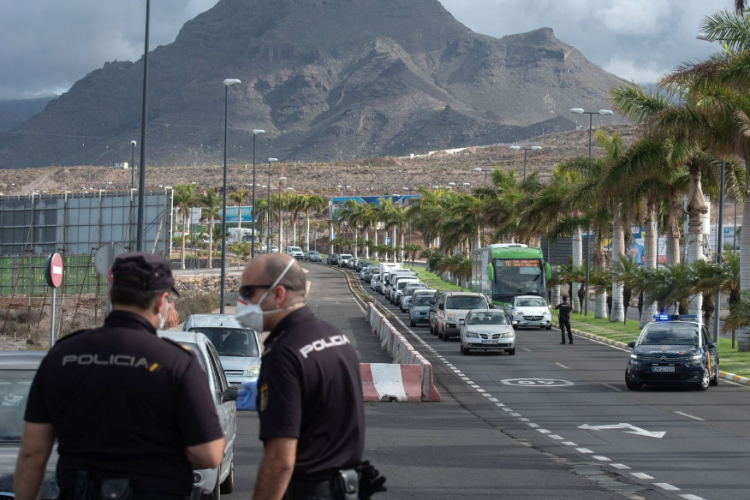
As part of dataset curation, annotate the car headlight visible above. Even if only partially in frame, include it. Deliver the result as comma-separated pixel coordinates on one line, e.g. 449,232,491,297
501,332,515,338
246,365,261,377
543,311,551,317
465,331,479,338
690,354,702,361
515,311,523,316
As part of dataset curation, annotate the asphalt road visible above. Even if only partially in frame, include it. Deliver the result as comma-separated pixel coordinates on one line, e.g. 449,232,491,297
230,263,683,500
351,265,750,500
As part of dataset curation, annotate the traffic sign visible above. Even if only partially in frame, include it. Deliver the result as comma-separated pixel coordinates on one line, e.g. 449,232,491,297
44,253,64,289
94,243,127,276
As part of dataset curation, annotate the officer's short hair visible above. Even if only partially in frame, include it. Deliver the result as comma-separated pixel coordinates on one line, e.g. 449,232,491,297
263,258,306,296
110,285,168,310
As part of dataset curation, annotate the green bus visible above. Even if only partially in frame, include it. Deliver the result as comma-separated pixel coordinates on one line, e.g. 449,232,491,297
470,244,552,307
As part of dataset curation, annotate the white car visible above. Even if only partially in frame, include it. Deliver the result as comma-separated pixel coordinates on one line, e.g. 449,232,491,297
392,278,422,307
338,254,353,267
400,283,429,312
158,330,238,496
508,295,552,330
385,271,417,301
286,246,304,260
460,309,516,355
436,292,490,340
371,274,381,292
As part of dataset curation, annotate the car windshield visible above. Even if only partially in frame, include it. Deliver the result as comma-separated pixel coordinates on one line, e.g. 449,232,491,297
516,298,546,307
397,281,417,290
414,295,432,306
405,286,426,296
0,370,38,441
468,312,509,325
446,296,486,310
189,328,259,357
639,324,700,346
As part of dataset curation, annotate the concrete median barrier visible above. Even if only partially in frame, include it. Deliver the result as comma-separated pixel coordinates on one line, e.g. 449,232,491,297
364,303,441,402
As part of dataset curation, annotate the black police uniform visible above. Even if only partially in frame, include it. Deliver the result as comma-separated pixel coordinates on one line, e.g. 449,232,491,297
257,305,364,500
556,300,573,344
24,253,224,498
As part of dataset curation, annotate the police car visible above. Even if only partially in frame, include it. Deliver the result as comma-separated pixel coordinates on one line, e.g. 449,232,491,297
625,314,719,391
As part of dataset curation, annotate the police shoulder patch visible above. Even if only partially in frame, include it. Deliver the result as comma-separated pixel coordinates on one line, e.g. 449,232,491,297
162,337,195,355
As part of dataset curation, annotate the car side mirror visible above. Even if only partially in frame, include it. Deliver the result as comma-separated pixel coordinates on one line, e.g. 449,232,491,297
708,342,716,348
627,342,635,349
222,386,239,403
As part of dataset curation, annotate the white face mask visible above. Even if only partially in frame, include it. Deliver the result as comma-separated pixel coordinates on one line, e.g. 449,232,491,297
158,301,170,330
235,260,301,332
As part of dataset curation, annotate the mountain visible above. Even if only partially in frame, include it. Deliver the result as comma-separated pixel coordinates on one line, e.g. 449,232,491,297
0,0,627,169
0,97,53,133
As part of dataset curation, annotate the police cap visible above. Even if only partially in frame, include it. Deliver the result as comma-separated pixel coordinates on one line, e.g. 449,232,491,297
112,252,180,296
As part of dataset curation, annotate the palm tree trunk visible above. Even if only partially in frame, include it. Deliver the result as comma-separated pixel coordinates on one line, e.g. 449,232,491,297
686,171,708,322
641,208,658,328
305,212,311,252
181,212,187,270
353,226,359,258
392,227,397,263
373,227,379,260
400,228,406,262
665,198,682,266
365,230,370,259
327,221,333,255
738,164,750,350
594,246,607,319
572,227,582,313
611,207,625,323
208,219,214,269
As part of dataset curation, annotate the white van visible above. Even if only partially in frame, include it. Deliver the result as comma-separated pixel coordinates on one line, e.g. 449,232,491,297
286,246,304,260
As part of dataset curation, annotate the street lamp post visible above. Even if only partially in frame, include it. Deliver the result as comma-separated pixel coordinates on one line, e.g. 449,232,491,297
278,177,287,251
250,129,266,259
286,187,295,248
130,141,137,189
714,158,726,342
266,158,278,253
570,107,614,316
509,145,542,180
136,0,151,251
220,78,241,314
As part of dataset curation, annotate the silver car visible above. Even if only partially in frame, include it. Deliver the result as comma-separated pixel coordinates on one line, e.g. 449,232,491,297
159,330,238,496
459,310,516,355
371,274,381,291
183,314,262,387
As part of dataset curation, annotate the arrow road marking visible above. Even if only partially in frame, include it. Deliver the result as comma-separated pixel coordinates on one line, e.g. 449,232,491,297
578,423,666,439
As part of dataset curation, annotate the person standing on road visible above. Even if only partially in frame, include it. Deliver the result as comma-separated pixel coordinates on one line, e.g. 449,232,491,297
237,253,385,500
553,296,573,345
15,253,225,500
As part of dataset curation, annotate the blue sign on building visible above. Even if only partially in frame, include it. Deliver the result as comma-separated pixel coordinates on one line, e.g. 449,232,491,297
330,195,420,221
219,206,254,224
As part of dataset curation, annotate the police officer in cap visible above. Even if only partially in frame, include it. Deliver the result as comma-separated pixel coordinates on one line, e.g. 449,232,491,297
237,254,385,500
552,296,573,345
16,252,225,500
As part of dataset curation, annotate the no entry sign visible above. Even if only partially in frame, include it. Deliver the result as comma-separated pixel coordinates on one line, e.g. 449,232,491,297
45,253,64,288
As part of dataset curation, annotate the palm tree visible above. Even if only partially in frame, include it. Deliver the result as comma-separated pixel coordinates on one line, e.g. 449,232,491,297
300,194,326,252
377,199,398,262
611,255,646,324
253,198,269,251
229,188,247,231
199,188,220,269
172,183,196,270
285,192,305,248
694,251,742,346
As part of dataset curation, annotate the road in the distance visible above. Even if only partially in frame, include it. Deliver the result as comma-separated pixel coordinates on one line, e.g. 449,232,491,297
230,262,671,500
354,266,750,500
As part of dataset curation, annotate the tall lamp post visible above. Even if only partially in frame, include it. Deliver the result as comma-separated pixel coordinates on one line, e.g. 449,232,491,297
509,145,542,180
220,78,241,314
250,129,266,259
266,158,278,253
136,0,151,251
570,107,614,316
278,177,287,252
130,141,137,189
286,187,295,248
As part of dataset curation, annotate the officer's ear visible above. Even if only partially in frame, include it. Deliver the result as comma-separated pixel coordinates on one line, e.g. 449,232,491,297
154,291,170,315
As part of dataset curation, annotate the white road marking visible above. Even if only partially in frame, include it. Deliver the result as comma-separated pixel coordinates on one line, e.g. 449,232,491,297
592,456,610,462
602,383,622,392
576,448,593,454
555,363,569,369
562,442,577,446
470,384,481,389
519,418,529,422
476,388,486,393
522,347,532,352
631,473,654,480
578,423,665,439
503,408,513,412
537,429,551,434
528,423,540,428
679,495,706,500
510,413,521,417
610,464,630,470
488,398,499,403
549,435,564,440
482,393,492,398
461,377,470,381
674,411,705,422
495,403,505,407
654,483,680,491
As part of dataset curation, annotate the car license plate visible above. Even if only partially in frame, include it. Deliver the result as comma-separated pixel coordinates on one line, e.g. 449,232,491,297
484,340,499,345
652,365,675,373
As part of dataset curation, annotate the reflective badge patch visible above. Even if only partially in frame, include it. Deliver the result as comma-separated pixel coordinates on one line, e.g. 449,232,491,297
259,384,269,412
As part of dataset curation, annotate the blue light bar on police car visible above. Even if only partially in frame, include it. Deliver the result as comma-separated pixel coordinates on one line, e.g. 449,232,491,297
653,314,699,322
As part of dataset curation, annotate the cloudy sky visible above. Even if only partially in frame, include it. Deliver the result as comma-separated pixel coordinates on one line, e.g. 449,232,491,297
0,0,726,100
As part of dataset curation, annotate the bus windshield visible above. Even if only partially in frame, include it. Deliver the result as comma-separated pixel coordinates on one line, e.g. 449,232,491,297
492,259,543,302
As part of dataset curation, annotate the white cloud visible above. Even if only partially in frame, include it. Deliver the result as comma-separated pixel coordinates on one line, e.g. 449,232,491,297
597,0,671,35
604,58,668,84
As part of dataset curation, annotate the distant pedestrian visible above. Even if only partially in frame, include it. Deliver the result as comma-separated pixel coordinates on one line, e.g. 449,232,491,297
552,296,573,345
236,253,386,500
16,252,225,500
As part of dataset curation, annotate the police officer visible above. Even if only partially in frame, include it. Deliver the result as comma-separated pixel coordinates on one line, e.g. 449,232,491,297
15,253,225,500
552,296,573,345
237,254,384,500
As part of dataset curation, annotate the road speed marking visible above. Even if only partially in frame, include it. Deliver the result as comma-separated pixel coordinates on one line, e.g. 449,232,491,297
501,378,574,387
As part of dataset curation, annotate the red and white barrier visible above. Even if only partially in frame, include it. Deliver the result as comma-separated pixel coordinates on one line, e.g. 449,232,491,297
363,304,441,402
360,364,423,402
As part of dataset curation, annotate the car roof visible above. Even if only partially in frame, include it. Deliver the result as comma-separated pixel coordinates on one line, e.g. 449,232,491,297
158,329,200,344
445,292,485,297
515,295,546,300
467,309,502,314
185,314,245,329
0,351,47,370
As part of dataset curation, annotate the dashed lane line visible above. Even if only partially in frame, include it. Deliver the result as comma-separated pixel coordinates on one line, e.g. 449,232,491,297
674,411,705,422
601,383,622,392
631,473,654,480
654,483,680,491
555,362,569,369
592,456,610,462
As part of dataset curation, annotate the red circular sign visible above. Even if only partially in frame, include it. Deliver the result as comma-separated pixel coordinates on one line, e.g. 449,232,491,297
45,253,64,288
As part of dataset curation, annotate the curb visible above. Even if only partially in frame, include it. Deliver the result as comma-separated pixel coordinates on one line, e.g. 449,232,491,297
554,322,750,388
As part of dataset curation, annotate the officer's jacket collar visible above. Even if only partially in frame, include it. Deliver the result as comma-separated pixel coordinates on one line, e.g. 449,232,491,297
105,310,157,335
266,305,314,344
